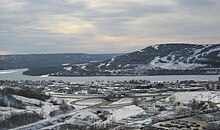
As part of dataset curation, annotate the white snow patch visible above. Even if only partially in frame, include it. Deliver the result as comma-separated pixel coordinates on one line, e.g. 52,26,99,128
166,91,220,104
98,63,105,68
147,56,206,70
106,63,110,67
124,64,130,67
0,107,26,119
204,46,220,55
106,57,115,67
41,74,49,77
13,95,42,105
139,50,144,52
110,98,133,105
75,98,105,106
110,105,144,121
64,67,72,71
12,95,59,117
0,70,17,75
62,63,70,66
67,109,100,125
80,66,87,70
152,45,159,50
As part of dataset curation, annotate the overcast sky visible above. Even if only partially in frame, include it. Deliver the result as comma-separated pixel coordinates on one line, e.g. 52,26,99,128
0,0,220,55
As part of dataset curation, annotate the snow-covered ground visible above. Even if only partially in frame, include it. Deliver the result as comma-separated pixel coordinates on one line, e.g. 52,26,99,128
110,98,133,105
75,98,106,106
40,74,49,77
12,95,60,118
147,56,206,70
119,117,152,128
0,70,18,75
13,95,42,105
166,91,220,104
66,109,100,125
108,105,144,121
0,107,26,120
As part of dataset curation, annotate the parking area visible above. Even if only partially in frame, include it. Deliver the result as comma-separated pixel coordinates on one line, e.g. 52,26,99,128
152,117,207,130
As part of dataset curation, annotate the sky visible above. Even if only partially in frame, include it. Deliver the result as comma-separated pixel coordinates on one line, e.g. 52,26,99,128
0,0,220,55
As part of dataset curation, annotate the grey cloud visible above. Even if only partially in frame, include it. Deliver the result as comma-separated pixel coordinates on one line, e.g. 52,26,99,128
176,0,219,7
0,0,220,54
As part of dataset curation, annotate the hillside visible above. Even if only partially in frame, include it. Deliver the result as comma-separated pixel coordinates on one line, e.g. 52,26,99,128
52,43,220,76
94,43,220,70
0,53,121,70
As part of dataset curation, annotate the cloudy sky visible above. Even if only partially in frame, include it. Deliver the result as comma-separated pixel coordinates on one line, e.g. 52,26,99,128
0,0,220,55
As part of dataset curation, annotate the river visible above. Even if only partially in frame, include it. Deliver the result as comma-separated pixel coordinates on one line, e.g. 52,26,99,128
0,69,219,82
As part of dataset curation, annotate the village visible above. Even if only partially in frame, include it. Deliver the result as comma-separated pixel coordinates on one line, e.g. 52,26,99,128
0,78,220,130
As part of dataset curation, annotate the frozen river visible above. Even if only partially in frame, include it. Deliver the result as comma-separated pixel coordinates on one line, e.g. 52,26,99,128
0,69,219,82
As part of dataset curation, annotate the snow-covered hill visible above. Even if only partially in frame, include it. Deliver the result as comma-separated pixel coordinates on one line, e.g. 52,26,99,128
53,43,220,76
96,43,220,70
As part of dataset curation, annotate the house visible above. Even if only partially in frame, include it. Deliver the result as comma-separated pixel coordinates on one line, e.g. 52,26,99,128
87,86,98,94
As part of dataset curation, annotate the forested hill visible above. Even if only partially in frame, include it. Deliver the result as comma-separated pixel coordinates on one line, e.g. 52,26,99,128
0,53,122,70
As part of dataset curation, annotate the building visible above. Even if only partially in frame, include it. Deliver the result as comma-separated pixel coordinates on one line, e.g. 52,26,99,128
87,86,98,94
198,114,215,122
207,120,220,130
197,112,220,122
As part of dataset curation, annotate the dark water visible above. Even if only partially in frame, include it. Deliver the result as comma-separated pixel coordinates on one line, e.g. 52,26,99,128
0,69,219,82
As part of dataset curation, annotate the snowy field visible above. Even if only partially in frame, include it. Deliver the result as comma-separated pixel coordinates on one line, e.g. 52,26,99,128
74,98,106,106
110,105,144,121
110,98,133,105
166,91,220,104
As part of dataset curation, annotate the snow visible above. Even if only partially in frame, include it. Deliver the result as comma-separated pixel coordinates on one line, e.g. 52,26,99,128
148,56,206,70
166,91,220,104
80,65,88,71
64,67,72,71
106,57,115,67
41,104,60,117
62,63,70,66
203,46,220,55
98,63,105,68
110,105,144,121
41,74,49,77
155,111,175,118
13,95,42,105
118,116,152,128
66,109,100,125
187,45,218,62
106,63,110,67
152,45,159,50
133,93,172,97
110,98,133,105
139,49,144,52
0,70,17,75
12,95,59,117
124,64,130,67
111,57,115,62
0,107,26,120
75,98,106,106
141,45,220,70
